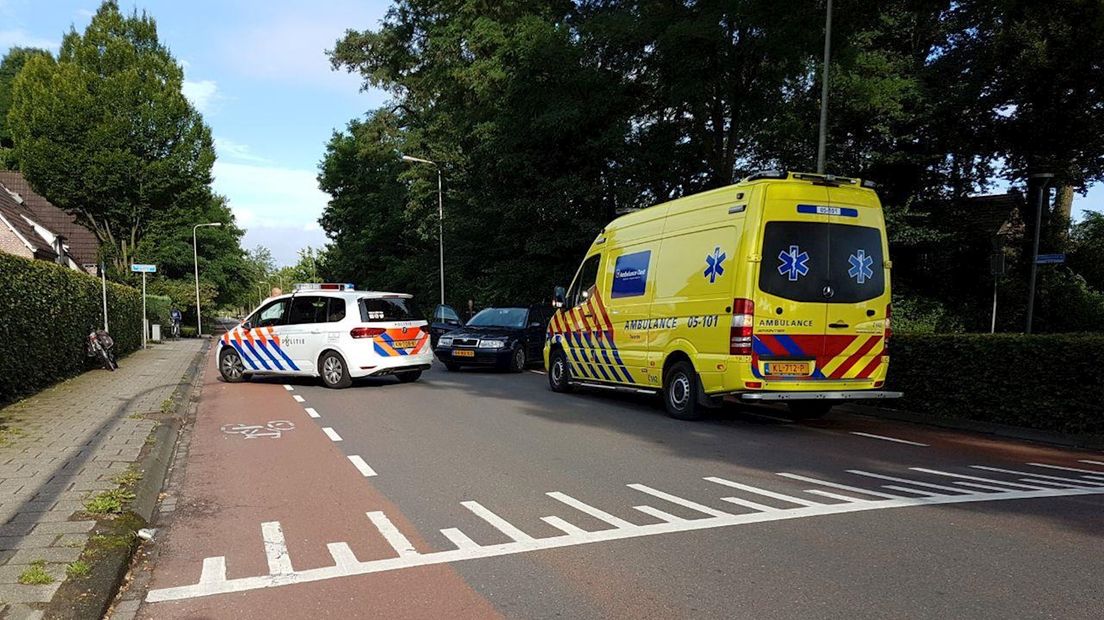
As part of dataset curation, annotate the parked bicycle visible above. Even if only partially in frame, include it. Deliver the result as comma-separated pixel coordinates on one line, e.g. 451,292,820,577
86,328,117,371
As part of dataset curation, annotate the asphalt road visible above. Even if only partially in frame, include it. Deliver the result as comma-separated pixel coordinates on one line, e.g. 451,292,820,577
131,354,1104,619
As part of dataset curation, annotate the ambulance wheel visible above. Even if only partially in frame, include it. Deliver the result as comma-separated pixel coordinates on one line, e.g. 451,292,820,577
396,370,422,383
219,348,247,383
787,401,833,419
548,350,572,393
320,351,352,389
664,361,703,421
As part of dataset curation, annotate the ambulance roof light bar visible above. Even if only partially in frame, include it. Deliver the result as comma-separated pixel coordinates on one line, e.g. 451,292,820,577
293,283,355,292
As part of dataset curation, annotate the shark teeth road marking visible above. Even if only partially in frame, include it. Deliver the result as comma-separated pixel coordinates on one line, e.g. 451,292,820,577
146,463,1104,603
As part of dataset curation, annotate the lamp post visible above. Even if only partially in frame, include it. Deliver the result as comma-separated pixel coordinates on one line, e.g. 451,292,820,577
1025,173,1054,334
816,0,833,174
193,222,222,336
402,155,445,305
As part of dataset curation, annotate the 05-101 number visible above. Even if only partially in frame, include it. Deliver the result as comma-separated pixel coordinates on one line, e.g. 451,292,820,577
686,315,719,329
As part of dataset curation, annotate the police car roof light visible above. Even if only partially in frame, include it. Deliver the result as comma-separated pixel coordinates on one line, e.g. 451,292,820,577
293,283,355,292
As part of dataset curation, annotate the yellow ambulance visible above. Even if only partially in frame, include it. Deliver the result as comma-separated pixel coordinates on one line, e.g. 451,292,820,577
544,171,902,420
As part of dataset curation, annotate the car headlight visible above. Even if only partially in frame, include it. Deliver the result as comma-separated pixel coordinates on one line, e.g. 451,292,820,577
439,336,453,347
479,339,507,349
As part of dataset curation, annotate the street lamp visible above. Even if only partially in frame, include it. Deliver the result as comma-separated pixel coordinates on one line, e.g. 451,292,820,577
1025,173,1055,334
816,0,833,174
193,222,222,337
402,155,445,305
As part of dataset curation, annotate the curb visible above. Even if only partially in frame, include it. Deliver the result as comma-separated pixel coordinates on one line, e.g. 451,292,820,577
839,403,1104,451
44,340,209,620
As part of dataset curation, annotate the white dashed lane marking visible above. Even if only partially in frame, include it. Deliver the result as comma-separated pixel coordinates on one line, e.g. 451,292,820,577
304,408,320,419
348,455,377,477
322,427,342,442
283,385,294,391
146,462,1104,603
292,395,305,403
849,432,928,447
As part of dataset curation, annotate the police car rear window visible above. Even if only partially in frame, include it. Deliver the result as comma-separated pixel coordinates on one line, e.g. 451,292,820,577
359,298,415,322
758,221,884,303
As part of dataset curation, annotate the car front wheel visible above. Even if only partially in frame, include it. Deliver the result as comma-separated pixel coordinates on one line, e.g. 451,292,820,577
508,345,526,373
219,348,247,383
320,351,352,389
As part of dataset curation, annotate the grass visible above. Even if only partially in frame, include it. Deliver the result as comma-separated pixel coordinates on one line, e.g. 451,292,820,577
18,560,53,585
65,560,91,579
112,467,142,488
160,397,174,414
83,488,136,515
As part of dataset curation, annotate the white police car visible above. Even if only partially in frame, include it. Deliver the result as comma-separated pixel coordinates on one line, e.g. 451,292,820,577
217,284,433,388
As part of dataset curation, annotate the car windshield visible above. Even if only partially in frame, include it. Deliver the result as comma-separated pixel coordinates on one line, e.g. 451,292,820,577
467,308,528,328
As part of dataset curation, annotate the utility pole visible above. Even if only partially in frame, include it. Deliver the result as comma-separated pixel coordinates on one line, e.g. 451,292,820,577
193,222,222,337
1025,173,1054,334
816,0,833,174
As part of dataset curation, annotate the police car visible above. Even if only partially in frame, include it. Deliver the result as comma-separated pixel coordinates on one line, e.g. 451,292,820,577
217,284,433,388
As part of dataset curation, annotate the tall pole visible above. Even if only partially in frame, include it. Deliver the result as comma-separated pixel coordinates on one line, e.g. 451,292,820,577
141,272,147,350
193,222,222,337
1025,174,1053,334
437,167,445,305
816,0,833,174
100,263,109,333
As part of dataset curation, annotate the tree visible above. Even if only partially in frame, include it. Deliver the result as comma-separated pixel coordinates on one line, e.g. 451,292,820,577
7,1,215,272
0,47,51,154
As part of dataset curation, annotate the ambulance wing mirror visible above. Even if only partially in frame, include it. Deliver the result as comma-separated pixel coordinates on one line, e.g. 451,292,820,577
552,286,566,308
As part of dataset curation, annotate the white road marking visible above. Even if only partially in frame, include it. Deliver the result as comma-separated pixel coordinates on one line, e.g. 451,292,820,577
1027,462,1104,475
367,511,418,557
147,466,1104,603
292,394,305,403
322,427,342,442
952,481,1027,493
847,470,974,495
541,516,588,536
462,501,534,542
804,490,872,503
283,385,293,391
261,522,293,575
529,370,546,375
348,455,377,477
882,485,943,497
627,484,732,518
304,408,320,419
719,497,780,512
1018,478,1087,489
547,492,635,529
849,432,928,447
704,477,822,507
910,468,1047,491
441,528,479,550
776,473,903,500
1078,460,1104,466
634,505,687,522
971,466,1104,487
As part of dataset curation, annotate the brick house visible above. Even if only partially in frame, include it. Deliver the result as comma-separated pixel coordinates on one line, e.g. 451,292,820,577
0,171,99,273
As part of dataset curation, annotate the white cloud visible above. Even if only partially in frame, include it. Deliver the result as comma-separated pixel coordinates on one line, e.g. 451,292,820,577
212,160,329,232
0,29,58,52
214,137,272,164
182,79,219,113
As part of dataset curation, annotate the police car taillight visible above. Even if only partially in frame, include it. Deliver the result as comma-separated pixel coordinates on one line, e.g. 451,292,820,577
350,327,386,338
730,298,754,355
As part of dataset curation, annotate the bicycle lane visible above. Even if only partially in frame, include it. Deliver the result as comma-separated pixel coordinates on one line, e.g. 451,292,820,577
133,350,499,619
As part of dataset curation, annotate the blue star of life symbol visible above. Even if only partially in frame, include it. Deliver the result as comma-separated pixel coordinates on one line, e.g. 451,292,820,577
777,245,810,282
848,249,874,284
704,247,726,283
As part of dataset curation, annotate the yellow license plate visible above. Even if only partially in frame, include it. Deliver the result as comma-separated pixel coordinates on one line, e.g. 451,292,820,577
391,340,417,349
453,350,475,357
764,361,813,376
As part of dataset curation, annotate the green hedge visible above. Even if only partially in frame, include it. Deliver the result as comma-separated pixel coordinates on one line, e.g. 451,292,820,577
0,254,143,405
146,294,172,338
886,333,1104,436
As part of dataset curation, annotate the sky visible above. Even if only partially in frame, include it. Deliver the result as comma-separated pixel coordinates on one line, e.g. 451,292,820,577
3,1,1102,266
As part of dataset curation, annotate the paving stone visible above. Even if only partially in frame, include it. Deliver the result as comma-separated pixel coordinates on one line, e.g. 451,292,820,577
8,546,81,564
32,521,95,535
5,602,45,620
0,581,62,603
0,534,59,550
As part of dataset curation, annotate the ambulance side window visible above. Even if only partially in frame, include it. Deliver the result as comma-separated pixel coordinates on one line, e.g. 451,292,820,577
568,254,601,308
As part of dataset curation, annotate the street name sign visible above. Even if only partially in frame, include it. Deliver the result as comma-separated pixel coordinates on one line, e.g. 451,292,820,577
131,263,157,273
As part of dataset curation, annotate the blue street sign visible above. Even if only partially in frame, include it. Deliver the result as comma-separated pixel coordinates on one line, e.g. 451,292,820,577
1035,254,1065,265
130,263,157,273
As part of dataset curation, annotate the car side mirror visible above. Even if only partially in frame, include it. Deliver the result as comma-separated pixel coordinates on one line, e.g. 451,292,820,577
241,321,252,331
553,286,566,308
530,322,542,328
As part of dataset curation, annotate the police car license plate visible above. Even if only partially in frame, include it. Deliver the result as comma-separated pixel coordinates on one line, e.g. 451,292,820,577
453,350,475,357
764,361,813,376
391,340,417,349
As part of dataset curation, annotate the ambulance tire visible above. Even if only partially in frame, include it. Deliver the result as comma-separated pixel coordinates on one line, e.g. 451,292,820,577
786,401,833,419
548,350,572,393
396,370,422,383
320,351,353,389
663,361,703,421
218,348,247,383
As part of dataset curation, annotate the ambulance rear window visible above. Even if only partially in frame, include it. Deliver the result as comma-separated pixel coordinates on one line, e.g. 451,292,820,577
359,297,415,322
758,221,884,303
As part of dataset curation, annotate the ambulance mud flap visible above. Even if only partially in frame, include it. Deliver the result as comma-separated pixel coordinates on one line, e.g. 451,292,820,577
697,376,725,409
740,390,902,401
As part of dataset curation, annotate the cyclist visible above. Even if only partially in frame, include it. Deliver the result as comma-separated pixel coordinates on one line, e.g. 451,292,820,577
169,306,183,340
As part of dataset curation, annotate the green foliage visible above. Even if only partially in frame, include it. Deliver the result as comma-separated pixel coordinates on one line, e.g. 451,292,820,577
66,560,92,579
891,294,965,335
145,294,172,335
7,0,215,271
887,334,1104,435
1068,211,1104,293
0,253,142,405
83,487,136,515
0,47,52,151
18,560,53,585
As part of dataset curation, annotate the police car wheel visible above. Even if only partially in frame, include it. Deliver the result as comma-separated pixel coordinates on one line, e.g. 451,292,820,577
219,349,246,383
320,351,352,389
548,350,572,393
396,370,421,383
664,361,703,421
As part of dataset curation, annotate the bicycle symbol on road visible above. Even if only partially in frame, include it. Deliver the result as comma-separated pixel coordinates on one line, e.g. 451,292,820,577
220,421,295,439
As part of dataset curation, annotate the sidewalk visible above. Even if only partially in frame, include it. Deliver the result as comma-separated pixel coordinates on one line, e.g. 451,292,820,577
0,339,205,620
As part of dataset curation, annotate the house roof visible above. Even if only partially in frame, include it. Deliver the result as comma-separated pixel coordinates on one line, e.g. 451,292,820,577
0,186,59,261
0,171,99,266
